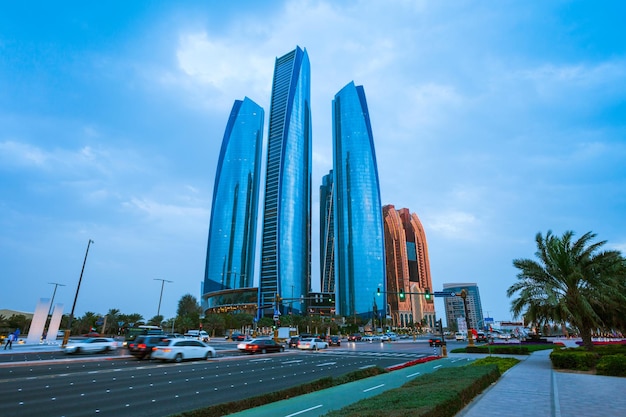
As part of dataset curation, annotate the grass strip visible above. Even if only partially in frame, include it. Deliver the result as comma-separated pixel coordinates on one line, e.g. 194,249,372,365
323,358,517,417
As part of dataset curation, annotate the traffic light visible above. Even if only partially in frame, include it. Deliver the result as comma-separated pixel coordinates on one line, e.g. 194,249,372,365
424,288,431,300
399,288,405,300
377,287,381,296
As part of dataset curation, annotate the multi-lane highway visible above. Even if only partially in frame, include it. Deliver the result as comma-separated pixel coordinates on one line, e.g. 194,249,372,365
0,339,450,417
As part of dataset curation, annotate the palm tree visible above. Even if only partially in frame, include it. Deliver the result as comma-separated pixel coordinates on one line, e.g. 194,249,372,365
507,230,626,350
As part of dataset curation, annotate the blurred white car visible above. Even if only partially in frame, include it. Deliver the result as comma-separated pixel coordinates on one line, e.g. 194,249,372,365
455,332,467,341
362,335,382,343
297,338,328,350
151,339,216,362
63,337,118,354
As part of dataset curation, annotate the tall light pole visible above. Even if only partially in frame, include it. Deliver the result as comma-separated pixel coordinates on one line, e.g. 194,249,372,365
154,279,173,319
63,239,94,346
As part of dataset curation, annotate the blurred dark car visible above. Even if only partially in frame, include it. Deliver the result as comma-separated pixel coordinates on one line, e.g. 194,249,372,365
328,335,341,346
429,337,446,347
232,333,247,341
238,338,285,354
288,336,300,348
347,333,362,342
128,335,168,360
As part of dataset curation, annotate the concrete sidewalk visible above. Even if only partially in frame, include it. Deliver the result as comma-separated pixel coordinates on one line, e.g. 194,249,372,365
457,349,626,417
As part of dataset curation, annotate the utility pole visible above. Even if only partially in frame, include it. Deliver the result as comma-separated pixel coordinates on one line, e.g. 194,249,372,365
63,239,93,347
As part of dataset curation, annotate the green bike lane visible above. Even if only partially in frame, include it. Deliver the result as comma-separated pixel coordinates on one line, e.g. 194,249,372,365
229,356,475,417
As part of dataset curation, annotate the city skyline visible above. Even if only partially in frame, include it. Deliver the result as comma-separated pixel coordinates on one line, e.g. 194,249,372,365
1,2,624,324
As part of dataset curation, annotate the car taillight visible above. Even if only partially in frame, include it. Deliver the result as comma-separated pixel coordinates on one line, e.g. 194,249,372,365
138,344,146,349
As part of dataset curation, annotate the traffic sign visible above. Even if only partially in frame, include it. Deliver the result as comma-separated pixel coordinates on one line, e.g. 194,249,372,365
433,291,456,297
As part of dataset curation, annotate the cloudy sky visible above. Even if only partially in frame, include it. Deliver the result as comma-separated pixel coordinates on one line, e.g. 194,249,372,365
1,1,625,325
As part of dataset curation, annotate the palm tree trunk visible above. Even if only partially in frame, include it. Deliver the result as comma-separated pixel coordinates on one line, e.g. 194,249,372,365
580,326,594,350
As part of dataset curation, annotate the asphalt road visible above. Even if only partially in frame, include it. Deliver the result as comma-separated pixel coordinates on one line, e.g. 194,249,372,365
0,341,442,417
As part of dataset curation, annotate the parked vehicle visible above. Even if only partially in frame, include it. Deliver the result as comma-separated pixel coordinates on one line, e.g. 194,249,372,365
429,337,446,347
298,338,328,350
347,333,362,342
238,338,285,354
63,337,118,354
151,339,216,362
128,335,169,360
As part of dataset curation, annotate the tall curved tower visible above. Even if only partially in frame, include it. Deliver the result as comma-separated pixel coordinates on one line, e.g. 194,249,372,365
203,97,264,295
332,81,385,319
259,46,312,315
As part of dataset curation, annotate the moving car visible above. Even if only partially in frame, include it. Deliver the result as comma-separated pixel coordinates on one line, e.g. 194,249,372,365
184,330,210,342
63,337,118,354
238,338,285,354
297,337,328,350
327,335,341,346
362,335,382,343
429,337,446,347
128,335,169,360
288,336,300,348
151,339,216,362
455,332,467,341
475,332,488,343
347,333,362,342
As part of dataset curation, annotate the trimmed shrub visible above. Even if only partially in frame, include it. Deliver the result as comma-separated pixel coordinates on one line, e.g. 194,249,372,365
550,349,598,371
596,355,626,377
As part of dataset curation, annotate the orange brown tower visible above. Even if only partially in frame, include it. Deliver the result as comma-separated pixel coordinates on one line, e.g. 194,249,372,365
383,205,436,329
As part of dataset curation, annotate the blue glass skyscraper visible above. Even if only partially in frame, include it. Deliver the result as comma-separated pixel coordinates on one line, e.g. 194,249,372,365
320,170,335,294
259,46,312,315
332,81,385,318
203,97,264,294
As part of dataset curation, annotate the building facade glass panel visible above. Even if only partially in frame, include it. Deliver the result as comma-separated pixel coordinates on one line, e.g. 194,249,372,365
333,81,385,318
203,98,264,296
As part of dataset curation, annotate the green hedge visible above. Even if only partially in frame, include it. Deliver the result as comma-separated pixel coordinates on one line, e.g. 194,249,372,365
550,349,598,371
465,345,529,355
596,355,626,377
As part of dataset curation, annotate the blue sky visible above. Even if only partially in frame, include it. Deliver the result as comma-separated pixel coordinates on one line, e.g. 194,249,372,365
1,1,625,325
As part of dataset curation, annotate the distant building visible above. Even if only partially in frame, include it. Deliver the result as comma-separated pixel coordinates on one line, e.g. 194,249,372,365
383,205,435,329
320,170,335,294
258,46,312,316
443,283,484,332
332,81,385,319
202,97,264,314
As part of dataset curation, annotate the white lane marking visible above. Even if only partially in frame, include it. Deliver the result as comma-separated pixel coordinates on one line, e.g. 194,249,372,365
285,404,323,417
316,362,337,367
249,358,272,362
433,365,442,369
282,360,304,364
359,364,376,369
363,384,385,393
406,372,421,378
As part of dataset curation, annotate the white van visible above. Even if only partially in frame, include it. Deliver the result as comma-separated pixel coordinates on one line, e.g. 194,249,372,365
184,330,210,342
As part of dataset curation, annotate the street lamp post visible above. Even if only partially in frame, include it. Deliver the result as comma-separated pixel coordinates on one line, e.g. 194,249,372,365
154,279,173,319
460,289,475,347
63,239,94,346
